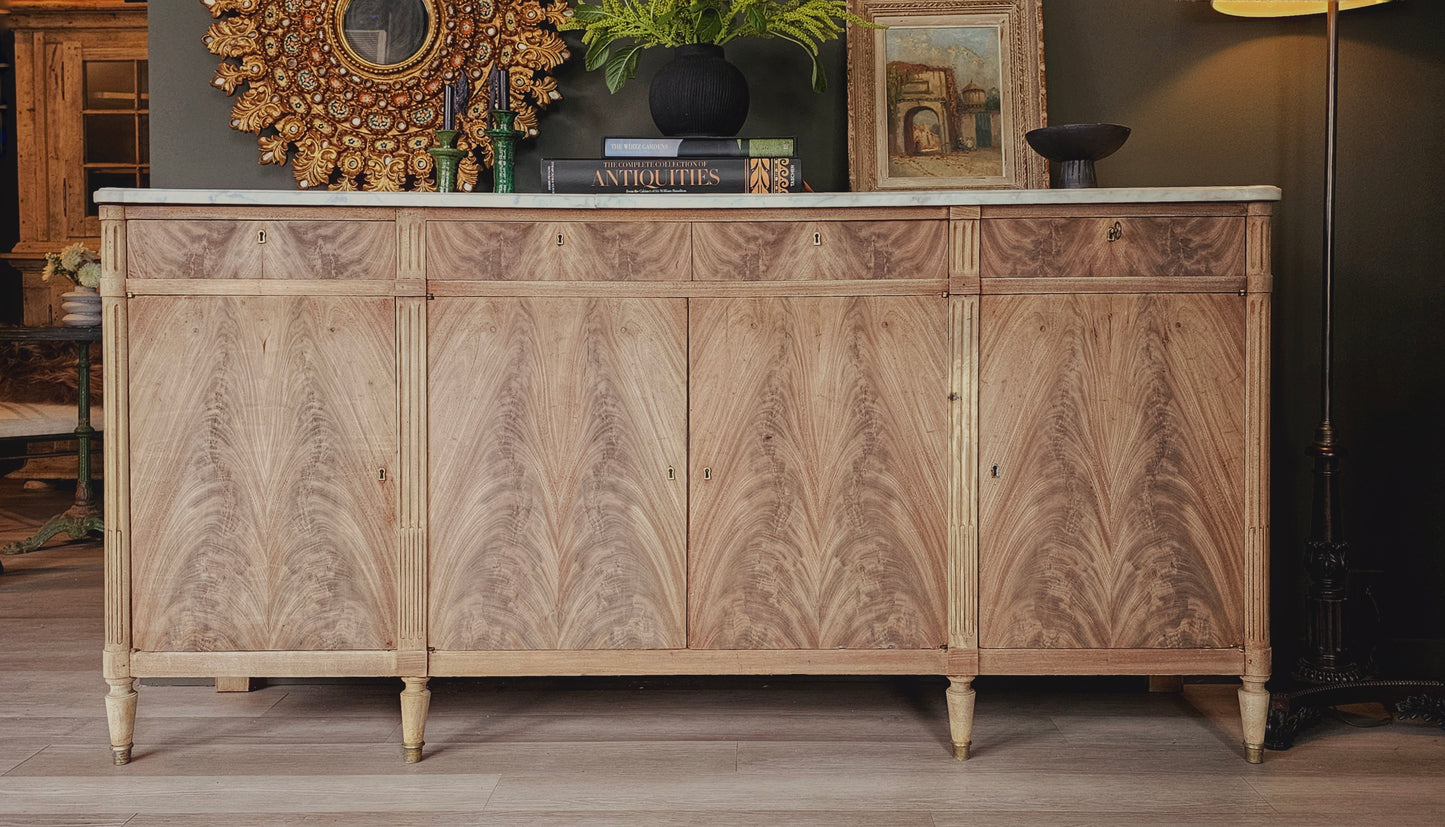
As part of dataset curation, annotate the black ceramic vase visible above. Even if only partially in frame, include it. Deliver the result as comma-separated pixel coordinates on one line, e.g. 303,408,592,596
648,44,749,137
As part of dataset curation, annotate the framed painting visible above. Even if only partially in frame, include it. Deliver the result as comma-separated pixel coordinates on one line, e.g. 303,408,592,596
847,0,1047,191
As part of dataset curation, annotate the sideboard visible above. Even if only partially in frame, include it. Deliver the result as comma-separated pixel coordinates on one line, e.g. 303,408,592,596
97,187,1277,765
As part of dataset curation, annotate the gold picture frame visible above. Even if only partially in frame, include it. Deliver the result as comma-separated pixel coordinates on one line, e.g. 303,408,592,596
200,0,571,192
846,0,1047,191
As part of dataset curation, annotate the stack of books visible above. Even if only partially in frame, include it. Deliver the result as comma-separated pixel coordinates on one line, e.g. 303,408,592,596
542,136,803,194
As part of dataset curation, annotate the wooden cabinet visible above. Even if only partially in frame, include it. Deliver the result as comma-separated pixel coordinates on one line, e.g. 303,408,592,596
3,2,148,324
100,191,1275,767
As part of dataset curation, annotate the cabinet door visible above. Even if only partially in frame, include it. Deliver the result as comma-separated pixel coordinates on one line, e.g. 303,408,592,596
129,296,399,652
978,293,1246,649
689,297,948,650
428,297,687,650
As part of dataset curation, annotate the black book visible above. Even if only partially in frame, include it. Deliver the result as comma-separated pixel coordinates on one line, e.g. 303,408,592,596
542,157,804,194
602,136,797,158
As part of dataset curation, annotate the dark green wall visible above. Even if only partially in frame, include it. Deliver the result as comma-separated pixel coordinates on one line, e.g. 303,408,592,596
152,0,1445,679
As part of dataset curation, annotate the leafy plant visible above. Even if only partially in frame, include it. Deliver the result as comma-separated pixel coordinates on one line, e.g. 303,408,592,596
565,0,876,94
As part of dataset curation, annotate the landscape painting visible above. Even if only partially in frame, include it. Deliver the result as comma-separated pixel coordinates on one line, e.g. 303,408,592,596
884,23,1006,181
846,1,1046,191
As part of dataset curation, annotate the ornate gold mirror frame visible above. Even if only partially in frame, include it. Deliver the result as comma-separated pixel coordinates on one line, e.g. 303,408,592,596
200,0,571,191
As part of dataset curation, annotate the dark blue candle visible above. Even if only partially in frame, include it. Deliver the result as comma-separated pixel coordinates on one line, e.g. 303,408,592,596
490,66,510,112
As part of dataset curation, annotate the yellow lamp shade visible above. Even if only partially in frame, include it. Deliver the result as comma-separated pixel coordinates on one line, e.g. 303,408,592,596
1212,0,1391,16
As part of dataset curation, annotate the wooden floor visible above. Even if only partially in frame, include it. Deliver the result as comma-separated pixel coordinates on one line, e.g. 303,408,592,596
3,480,1444,825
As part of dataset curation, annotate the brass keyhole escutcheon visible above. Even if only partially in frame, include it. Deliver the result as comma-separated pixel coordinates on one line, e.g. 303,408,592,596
556,233,565,246
257,229,268,245
666,466,676,481
1106,221,1123,243
703,467,712,481
812,231,822,246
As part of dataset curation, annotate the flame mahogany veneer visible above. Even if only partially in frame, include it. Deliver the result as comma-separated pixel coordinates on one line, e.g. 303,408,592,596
98,193,1274,765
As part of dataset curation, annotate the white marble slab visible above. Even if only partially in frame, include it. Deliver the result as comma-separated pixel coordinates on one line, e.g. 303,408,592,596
96,186,1280,210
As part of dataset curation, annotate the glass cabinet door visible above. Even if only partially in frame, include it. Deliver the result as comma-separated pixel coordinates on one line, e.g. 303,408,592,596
72,58,150,235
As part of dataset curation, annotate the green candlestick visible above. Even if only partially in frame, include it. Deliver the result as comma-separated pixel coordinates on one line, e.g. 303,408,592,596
427,129,466,193
486,110,521,194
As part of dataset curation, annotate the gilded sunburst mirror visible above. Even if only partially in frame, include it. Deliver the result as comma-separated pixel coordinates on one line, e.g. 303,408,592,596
200,0,571,191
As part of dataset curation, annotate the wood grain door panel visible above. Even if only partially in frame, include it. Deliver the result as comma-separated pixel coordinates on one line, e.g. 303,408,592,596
129,295,399,652
426,221,692,280
688,296,949,650
978,293,1246,649
127,220,262,279
126,220,394,279
428,297,688,650
692,221,948,280
264,221,396,279
980,217,1245,278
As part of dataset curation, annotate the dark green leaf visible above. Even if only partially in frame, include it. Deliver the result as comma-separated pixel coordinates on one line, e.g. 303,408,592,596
584,38,612,72
605,45,645,94
810,51,826,93
697,9,724,43
571,6,610,23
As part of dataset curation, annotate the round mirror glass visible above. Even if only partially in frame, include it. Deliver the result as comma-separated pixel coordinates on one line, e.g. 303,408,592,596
340,0,432,68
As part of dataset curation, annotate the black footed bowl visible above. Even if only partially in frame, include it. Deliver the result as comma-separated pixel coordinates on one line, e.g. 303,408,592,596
1025,123,1132,162
1025,124,1131,189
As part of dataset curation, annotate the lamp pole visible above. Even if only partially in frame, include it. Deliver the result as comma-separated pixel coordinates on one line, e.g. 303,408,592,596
1295,0,1369,686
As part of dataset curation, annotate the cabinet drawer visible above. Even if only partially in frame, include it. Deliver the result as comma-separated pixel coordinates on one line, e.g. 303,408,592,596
693,220,948,280
127,220,395,280
980,216,1245,278
427,221,691,280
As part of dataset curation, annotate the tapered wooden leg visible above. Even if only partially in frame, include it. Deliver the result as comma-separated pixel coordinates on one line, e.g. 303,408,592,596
105,677,137,765
946,676,976,760
1239,676,1269,764
400,677,430,763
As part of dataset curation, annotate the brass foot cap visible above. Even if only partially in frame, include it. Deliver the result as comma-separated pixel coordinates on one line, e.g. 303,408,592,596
952,742,971,761
112,746,132,766
1245,744,1264,764
403,745,423,763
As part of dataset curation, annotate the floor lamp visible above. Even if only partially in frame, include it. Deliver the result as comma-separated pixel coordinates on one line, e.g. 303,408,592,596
1211,0,1445,748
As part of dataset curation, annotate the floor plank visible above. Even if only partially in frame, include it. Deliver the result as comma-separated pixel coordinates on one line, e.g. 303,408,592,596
0,774,499,815
6,742,739,778
1247,775,1445,816
479,771,1274,814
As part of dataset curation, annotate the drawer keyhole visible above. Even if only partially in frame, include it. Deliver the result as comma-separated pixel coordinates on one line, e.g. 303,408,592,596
666,466,676,481
556,233,565,246
703,467,712,481
257,229,268,245
812,231,822,246
1106,221,1123,243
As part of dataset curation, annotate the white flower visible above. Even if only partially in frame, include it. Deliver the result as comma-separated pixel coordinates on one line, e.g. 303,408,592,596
77,261,102,289
60,242,92,272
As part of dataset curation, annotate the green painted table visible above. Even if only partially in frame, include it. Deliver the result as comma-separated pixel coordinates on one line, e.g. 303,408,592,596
0,325,104,568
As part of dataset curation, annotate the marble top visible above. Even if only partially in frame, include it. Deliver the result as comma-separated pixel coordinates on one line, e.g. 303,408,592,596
96,186,1280,210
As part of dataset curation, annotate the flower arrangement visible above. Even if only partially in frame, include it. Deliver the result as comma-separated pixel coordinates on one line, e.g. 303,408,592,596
42,243,102,290
566,0,874,93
